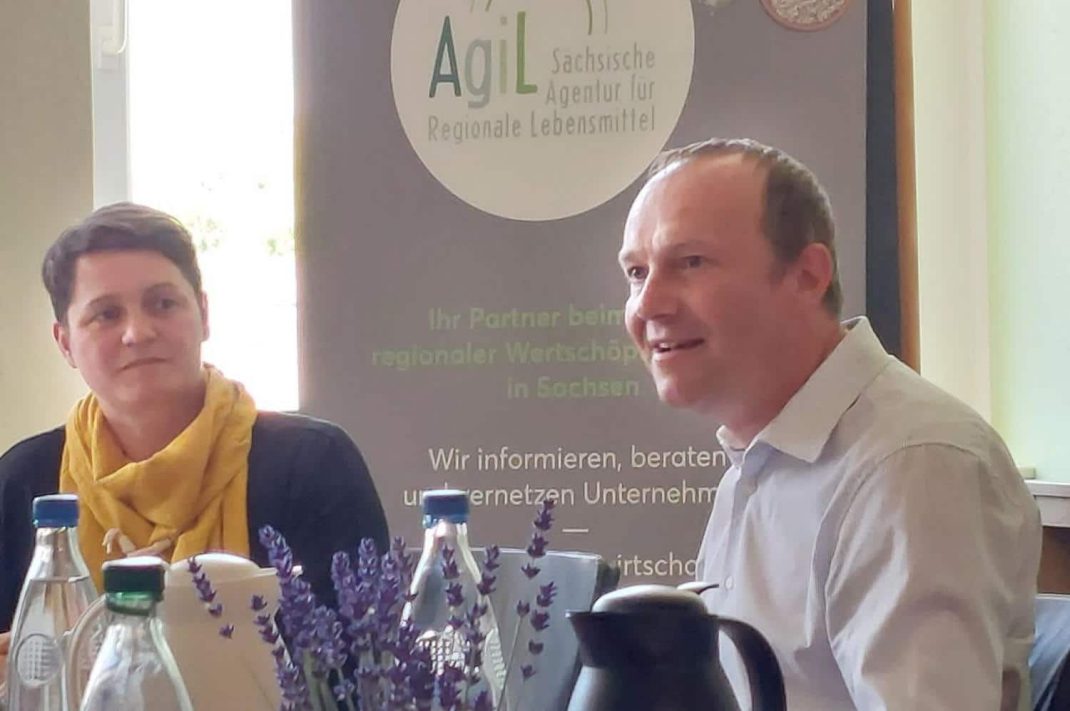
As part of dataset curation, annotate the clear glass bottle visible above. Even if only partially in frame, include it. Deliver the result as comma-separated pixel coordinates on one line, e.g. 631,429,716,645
5,494,97,711
404,489,506,707
78,557,192,711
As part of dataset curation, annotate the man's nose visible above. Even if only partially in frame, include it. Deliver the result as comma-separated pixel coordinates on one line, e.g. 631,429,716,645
121,310,158,346
633,271,678,320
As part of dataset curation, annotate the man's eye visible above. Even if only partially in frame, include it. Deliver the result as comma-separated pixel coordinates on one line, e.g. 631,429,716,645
625,266,647,281
93,307,120,322
682,255,704,268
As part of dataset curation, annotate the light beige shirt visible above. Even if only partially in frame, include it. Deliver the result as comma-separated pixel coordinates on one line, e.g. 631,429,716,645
698,317,1041,710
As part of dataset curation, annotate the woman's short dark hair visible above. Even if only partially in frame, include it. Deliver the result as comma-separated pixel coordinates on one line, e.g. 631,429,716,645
42,203,203,321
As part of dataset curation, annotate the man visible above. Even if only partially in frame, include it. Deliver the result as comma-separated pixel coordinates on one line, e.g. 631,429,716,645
618,138,1041,710
0,203,388,683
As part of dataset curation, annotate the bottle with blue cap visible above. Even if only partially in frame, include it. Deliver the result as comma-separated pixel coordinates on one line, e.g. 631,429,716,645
5,494,97,711
404,489,507,707
78,557,192,711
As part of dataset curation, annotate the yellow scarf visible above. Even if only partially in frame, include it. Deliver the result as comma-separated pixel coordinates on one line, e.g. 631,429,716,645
59,366,257,590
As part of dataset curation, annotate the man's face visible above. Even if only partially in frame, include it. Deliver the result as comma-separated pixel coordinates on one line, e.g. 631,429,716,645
619,155,802,419
54,250,208,411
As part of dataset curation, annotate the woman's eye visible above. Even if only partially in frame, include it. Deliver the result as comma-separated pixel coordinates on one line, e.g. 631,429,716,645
152,296,178,312
682,255,703,268
94,307,120,322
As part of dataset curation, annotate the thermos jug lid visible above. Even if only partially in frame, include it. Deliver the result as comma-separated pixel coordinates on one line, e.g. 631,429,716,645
421,489,469,522
32,493,80,528
592,584,711,615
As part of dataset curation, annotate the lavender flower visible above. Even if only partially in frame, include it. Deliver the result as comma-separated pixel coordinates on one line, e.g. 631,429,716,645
260,526,319,657
198,506,559,710
528,610,550,633
501,499,559,697
187,555,219,608
536,582,558,609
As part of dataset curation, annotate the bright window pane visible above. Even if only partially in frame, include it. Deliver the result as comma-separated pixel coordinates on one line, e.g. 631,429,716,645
126,0,297,411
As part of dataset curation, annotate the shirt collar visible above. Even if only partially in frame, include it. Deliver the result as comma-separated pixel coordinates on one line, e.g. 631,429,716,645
716,317,893,466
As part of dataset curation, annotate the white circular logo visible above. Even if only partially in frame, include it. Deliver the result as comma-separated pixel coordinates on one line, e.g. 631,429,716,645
391,0,695,221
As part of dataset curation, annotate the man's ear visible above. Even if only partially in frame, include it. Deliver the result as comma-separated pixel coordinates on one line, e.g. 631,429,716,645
53,321,77,369
199,292,210,342
792,242,835,307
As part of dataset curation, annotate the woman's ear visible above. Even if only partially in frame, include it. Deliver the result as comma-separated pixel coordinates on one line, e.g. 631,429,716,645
53,321,77,368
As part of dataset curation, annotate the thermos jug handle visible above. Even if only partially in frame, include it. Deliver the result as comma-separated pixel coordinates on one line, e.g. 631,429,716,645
718,617,787,711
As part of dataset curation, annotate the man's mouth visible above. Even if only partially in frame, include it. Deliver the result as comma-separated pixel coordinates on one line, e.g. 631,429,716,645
651,338,704,355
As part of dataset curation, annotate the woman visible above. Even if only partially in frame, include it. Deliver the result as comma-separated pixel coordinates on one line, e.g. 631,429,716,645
0,203,388,654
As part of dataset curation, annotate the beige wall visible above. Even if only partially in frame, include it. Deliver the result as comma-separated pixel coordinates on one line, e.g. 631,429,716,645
0,1,94,450
911,0,991,420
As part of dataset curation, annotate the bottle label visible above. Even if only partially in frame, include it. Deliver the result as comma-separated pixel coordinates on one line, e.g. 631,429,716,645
13,633,63,687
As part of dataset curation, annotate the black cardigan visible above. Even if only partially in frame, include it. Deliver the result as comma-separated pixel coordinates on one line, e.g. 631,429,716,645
0,411,389,631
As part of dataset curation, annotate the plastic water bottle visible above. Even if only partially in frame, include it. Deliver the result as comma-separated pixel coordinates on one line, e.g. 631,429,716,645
5,494,97,711
79,557,192,711
405,489,507,707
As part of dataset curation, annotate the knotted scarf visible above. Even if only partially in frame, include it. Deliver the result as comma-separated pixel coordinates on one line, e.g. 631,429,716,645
59,366,256,589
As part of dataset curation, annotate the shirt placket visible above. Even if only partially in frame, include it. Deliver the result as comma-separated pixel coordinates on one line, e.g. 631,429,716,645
722,443,771,593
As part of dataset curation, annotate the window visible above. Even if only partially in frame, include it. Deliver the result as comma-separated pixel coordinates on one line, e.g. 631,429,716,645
91,0,297,411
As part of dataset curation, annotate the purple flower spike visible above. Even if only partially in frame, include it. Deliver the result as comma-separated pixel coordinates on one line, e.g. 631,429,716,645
446,581,465,608
521,563,540,579
250,594,268,612
483,545,501,571
522,663,537,680
537,581,558,608
473,690,494,711
207,602,223,618
516,600,531,617
440,545,460,580
526,533,548,560
187,556,202,575
333,677,356,701
219,624,234,639
530,610,551,632
533,499,556,531
437,663,465,708
528,639,544,655
477,570,497,597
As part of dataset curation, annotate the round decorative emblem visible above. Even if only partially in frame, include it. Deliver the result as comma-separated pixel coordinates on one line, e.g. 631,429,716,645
760,0,853,32
391,0,695,221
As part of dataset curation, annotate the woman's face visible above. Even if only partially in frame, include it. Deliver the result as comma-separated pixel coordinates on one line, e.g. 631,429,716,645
54,250,208,412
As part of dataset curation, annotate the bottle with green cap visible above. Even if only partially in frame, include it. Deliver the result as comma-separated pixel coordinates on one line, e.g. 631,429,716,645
78,557,192,711
5,494,97,711
403,489,507,708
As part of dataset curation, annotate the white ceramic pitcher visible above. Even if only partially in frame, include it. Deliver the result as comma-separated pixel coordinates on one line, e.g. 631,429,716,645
66,553,283,711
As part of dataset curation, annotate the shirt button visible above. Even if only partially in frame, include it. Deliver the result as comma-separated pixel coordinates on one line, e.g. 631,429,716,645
724,576,735,590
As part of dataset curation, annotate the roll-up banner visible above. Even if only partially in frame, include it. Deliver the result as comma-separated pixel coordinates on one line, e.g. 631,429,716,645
296,0,866,584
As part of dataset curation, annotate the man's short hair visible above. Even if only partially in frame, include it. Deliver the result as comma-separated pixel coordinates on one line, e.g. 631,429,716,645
42,203,203,322
648,138,843,316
